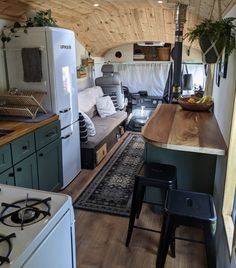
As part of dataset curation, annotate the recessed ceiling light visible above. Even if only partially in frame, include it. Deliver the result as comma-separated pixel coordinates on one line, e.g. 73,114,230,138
157,0,163,3
93,3,99,7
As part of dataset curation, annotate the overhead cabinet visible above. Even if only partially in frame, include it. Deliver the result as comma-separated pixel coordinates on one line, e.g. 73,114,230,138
133,43,171,61
0,120,62,191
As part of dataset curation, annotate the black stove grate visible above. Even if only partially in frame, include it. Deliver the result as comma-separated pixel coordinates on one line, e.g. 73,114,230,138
0,233,16,266
0,195,51,230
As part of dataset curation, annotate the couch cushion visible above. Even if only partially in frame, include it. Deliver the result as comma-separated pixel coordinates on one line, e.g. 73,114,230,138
96,96,116,118
78,86,104,115
81,111,127,149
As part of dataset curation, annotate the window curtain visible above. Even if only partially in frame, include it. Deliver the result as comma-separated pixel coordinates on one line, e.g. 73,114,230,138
114,62,171,96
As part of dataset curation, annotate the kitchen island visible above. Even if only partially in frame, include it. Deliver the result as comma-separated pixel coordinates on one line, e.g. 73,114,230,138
142,104,227,201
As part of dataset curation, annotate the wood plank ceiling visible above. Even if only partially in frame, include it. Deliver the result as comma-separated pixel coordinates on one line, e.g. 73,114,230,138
0,0,235,56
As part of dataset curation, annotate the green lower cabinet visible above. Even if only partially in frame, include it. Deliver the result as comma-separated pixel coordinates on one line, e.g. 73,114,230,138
37,139,62,192
14,154,38,189
0,144,12,174
0,168,15,185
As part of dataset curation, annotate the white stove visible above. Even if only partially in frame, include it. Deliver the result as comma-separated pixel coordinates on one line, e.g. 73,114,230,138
0,184,76,268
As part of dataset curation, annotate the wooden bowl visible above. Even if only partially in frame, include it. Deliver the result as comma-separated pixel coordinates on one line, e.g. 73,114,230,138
178,97,213,112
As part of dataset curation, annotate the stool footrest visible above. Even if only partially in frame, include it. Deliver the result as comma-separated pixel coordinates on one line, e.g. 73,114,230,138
174,236,205,245
134,225,161,234
143,201,163,206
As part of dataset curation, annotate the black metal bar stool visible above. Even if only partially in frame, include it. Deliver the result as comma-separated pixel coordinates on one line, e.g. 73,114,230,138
156,189,217,268
125,162,177,247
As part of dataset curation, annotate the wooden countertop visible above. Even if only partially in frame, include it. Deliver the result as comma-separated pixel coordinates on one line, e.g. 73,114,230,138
142,104,227,156
0,115,59,146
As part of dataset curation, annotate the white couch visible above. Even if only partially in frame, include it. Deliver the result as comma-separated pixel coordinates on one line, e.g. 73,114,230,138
78,86,127,169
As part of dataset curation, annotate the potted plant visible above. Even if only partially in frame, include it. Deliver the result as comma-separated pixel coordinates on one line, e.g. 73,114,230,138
77,64,87,78
184,17,236,63
1,9,57,43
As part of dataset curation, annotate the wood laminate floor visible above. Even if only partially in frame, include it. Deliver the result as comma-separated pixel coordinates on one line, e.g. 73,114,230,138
63,132,207,268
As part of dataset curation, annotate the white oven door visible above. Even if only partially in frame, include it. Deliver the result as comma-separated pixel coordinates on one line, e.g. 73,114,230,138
21,210,75,268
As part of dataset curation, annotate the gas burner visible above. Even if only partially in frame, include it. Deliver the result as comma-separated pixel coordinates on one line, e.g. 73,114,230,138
0,233,16,266
0,194,51,230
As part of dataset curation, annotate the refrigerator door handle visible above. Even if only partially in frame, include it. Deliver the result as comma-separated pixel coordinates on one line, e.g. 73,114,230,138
61,133,73,140
59,108,71,113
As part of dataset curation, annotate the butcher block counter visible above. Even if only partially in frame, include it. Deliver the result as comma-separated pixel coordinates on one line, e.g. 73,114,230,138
0,115,59,146
0,114,62,191
142,104,227,198
142,104,227,156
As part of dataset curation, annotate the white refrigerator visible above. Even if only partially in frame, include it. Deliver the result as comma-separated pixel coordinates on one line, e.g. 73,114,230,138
5,27,81,188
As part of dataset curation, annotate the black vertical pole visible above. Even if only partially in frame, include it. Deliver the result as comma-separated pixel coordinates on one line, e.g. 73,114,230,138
173,44,183,86
172,4,187,102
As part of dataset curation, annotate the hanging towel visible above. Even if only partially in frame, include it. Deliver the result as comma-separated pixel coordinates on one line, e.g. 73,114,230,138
21,48,42,82
182,64,193,91
163,62,173,103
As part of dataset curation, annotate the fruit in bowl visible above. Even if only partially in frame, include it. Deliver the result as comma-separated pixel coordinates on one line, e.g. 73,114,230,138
196,95,213,104
178,95,213,111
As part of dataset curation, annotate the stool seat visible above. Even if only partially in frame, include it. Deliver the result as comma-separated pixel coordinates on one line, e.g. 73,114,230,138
137,162,177,188
125,162,177,248
156,189,217,268
166,189,217,222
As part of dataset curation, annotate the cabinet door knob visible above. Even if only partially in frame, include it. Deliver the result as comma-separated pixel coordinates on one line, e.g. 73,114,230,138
22,145,28,150
16,167,22,172
39,153,44,157
45,132,55,138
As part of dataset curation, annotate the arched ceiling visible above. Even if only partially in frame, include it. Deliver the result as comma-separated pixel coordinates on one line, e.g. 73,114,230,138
0,0,236,56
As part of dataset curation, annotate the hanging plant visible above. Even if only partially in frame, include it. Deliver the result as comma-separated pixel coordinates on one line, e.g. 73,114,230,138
184,17,236,63
0,9,57,44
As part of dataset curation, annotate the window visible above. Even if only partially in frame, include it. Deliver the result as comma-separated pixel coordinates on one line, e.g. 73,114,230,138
223,92,236,254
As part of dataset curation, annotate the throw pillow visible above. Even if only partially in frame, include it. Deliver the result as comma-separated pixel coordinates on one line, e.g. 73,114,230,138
96,96,116,118
79,112,88,143
105,93,119,110
80,111,96,136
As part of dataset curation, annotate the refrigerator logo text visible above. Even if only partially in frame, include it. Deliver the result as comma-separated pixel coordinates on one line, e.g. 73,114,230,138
60,45,72,49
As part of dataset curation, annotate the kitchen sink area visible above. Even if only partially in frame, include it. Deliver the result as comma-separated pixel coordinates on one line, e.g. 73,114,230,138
0,129,13,137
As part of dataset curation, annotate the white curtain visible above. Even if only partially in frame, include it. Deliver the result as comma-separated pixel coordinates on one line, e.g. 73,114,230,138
114,62,171,96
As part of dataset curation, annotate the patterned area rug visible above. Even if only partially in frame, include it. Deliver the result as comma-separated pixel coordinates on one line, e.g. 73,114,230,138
74,134,144,216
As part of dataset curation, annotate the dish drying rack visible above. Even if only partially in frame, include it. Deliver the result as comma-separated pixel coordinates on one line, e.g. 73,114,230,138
0,90,47,118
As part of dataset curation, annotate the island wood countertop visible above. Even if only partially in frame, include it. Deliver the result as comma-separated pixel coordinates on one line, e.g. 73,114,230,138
0,115,59,146
142,104,227,156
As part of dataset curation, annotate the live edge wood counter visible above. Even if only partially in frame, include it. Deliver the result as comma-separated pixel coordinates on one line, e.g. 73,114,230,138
142,104,227,197
142,104,227,155
0,115,59,146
